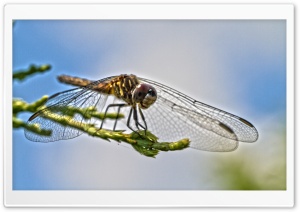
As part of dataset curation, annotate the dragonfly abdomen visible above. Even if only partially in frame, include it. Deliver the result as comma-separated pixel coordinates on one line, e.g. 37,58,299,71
58,75,93,87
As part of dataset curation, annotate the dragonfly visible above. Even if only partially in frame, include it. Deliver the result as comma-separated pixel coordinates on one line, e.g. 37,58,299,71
25,74,258,152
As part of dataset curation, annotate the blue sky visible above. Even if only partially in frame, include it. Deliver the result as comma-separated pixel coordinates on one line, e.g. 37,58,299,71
13,20,286,190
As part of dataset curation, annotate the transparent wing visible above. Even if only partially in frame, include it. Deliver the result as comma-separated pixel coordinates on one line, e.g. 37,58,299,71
139,77,258,152
24,79,112,142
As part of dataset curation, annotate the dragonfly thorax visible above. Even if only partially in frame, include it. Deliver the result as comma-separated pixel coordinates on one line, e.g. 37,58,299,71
109,74,157,109
132,83,157,109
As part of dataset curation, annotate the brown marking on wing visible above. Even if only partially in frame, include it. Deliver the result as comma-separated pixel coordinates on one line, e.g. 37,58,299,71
218,122,235,134
238,117,255,127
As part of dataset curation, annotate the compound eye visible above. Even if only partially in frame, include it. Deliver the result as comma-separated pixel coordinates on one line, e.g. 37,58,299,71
148,89,156,97
133,87,147,102
132,83,157,109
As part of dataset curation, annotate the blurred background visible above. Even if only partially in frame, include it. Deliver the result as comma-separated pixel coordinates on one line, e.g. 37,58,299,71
13,20,286,190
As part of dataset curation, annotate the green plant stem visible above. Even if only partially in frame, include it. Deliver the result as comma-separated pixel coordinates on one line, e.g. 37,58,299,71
13,96,49,114
29,111,190,157
13,64,51,81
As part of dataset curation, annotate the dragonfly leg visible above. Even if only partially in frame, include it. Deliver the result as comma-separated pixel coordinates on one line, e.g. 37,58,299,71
127,107,150,140
138,107,147,135
100,103,126,130
132,107,141,131
127,107,138,133
127,107,142,134
113,104,127,131
133,108,148,131
126,107,133,130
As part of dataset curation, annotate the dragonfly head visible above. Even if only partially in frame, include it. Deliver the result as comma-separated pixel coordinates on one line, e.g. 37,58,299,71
132,83,157,109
